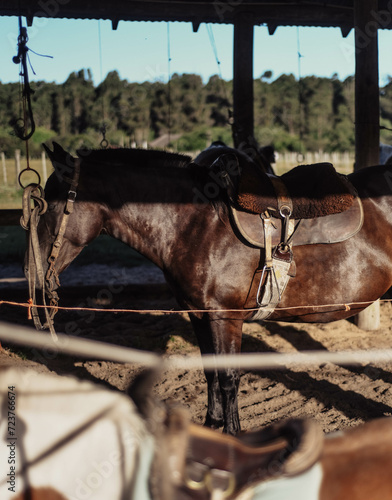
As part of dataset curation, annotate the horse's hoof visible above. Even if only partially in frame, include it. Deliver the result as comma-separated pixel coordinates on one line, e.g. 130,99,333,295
223,419,241,436
204,415,224,430
222,426,240,436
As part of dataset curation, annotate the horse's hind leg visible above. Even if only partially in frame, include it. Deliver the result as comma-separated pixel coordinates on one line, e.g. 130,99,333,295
189,314,224,429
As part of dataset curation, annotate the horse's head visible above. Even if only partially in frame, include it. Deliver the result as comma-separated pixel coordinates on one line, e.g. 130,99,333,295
24,142,103,292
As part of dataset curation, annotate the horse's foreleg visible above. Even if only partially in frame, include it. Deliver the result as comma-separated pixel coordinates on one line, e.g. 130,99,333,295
190,313,244,435
189,314,224,429
211,319,243,435
209,315,243,435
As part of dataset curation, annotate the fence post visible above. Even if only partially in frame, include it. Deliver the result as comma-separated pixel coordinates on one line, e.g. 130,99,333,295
14,149,21,187
41,151,47,184
1,152,6,186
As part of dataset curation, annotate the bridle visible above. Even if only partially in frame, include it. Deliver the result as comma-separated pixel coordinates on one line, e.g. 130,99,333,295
45,159,80,294
22,158,80,341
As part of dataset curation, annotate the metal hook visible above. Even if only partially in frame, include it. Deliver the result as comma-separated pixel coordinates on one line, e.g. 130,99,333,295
100,123,109,149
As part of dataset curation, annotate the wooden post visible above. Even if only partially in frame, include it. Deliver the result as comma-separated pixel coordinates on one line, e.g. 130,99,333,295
14,149,21,188
41,150,47,184
354,0,380,330
1,152,6,186
233,15,254,147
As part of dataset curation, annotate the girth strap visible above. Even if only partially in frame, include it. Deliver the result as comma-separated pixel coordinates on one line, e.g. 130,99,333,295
254,216,293,320
251,175,294,319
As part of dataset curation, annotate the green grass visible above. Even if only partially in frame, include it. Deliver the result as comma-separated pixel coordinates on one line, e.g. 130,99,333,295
0,187,24,210
0,226,149,267
0,158,48,209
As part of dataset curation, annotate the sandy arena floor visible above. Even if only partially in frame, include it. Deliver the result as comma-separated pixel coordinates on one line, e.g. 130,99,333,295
1,262,392,433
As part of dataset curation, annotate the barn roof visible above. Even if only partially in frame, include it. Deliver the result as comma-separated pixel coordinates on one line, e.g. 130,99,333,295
0,0,391,35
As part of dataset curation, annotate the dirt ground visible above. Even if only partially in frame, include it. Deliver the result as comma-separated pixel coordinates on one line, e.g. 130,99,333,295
1,264,392,434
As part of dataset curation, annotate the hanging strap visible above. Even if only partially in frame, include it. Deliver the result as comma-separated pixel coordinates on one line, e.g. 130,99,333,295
21,185,58,341
21,159,80,340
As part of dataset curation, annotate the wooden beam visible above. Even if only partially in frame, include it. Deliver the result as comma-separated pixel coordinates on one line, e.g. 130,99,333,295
0,210,22,226
267,24,278,35
233,16,254,147
340,26,352,37
354,0,380,330
354,0,379,170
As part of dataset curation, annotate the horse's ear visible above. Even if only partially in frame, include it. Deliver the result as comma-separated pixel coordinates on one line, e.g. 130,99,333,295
42,142,54,160
42,142,76,181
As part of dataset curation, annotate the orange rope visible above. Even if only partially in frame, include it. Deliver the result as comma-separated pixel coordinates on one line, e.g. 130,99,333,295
0,298,385,317
27,297,33,320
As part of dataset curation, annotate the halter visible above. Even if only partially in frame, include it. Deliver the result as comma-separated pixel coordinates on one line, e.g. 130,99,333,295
45,158,81,292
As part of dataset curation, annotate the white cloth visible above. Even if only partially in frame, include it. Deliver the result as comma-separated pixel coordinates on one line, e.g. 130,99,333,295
236,463,323,500
0,368,154,500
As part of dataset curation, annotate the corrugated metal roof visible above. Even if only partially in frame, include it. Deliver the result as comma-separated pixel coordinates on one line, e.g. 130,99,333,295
0,0,376,32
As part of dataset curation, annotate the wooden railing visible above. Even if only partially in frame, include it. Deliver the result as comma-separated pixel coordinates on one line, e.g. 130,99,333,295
0,209,22,226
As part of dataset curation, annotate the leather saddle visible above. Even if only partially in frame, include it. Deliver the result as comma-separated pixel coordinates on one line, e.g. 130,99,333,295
213,154,363,248
184,417,323,497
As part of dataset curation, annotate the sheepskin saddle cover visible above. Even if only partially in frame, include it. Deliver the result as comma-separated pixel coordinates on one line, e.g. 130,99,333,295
237,162,355,220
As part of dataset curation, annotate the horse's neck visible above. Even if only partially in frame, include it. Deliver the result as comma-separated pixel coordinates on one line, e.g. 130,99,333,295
103,168,204,268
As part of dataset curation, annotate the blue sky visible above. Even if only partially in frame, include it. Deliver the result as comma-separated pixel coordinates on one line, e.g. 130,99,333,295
1,15,392,86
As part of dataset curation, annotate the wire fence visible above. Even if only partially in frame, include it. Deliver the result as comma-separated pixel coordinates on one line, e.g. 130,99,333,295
274,151,354,175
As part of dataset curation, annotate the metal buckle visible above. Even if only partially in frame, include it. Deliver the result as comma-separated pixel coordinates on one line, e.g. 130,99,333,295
184,462,236,498
206,469,235,498
67,190,77,203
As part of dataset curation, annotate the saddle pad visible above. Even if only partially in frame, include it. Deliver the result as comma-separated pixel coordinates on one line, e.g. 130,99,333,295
230,196,364,248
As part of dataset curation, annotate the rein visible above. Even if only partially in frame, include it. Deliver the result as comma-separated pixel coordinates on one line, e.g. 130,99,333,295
21,159,80,341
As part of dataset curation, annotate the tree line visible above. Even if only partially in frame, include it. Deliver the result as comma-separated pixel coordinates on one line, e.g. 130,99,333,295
1,68,392,157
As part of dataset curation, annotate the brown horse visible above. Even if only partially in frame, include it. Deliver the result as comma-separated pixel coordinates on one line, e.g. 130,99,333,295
28,142,392,435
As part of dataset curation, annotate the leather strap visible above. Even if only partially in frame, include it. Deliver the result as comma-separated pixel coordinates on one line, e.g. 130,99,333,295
267,174,293,216
21,184,58,340
46,158,80,299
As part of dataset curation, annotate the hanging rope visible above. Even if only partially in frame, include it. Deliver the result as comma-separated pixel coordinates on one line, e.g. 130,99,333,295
167,22,172,147
98,20,109,149
12,17,35,142
296,27,305,163
12,16,52,187
206,24,233,126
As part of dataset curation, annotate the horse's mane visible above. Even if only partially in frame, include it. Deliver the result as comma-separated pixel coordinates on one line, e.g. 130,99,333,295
77,148,192,169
